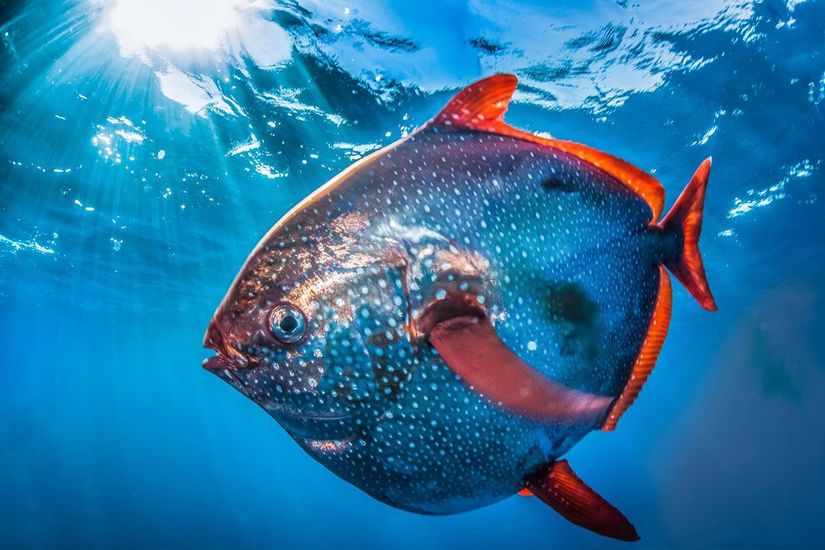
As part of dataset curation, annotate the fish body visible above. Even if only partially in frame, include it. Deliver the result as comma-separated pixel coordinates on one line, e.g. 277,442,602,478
203,75,716,540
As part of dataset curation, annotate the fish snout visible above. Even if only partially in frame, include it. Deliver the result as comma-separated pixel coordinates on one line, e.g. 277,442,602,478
203,317,248,371
203,316,224,351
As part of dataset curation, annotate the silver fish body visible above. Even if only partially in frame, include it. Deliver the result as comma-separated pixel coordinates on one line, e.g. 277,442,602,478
205,126,666,513
203,75,715,533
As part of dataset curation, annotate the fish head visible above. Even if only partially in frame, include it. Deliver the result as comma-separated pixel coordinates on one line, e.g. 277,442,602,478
203,211,415,440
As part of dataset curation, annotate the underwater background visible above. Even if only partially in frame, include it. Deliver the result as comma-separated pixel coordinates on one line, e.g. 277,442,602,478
1,0,824,548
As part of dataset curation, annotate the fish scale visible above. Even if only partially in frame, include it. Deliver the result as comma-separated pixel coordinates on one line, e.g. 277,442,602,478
203,74,716,541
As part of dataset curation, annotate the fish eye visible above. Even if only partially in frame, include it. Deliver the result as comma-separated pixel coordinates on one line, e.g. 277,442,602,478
269,303,307,345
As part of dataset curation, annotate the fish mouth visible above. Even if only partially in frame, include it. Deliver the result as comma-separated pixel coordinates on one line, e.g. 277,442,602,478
201,312,247,394
202,353,235,373
202,315,248,371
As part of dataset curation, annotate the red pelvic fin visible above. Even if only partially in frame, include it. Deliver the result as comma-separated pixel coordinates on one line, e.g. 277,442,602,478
427,315,613,424
525,460,640,542
658,158,717,311
603,265,672,431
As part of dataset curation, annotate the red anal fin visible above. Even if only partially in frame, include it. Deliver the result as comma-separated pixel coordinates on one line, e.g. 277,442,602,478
603,265,673,431
427,315,613,424
428,74,665,221
525,460,639,542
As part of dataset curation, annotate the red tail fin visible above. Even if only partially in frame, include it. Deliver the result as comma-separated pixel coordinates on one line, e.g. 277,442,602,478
658,158,717,311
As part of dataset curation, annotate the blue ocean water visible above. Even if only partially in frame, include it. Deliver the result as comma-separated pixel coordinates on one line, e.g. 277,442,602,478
1,0,824,547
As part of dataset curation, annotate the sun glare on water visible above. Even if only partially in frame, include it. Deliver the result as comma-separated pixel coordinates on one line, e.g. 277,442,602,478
105,0,246,53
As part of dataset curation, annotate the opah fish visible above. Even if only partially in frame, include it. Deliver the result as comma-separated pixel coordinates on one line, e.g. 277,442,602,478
203,74,717,541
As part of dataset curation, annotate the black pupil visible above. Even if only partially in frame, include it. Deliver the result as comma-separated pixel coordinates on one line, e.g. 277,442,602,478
279,313,298,333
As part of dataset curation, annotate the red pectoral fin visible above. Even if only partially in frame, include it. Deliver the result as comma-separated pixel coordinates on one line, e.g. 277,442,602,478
526,460,639,542
427,315,613,423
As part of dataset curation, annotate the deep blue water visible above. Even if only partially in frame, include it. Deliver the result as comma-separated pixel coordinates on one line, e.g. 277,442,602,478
1,0,824,548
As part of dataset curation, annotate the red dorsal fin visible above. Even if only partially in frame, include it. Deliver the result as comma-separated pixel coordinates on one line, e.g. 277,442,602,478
428,74,665,221
525,460,640,541
432,74,517,128
602,265,673,431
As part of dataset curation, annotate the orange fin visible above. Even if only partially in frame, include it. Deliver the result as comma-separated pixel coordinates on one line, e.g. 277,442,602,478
432,73,518,128
429,74,665,220
603,265,672,431
427,314,613,423
518,488,533,497
658,158,717,311
525,460,639,541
